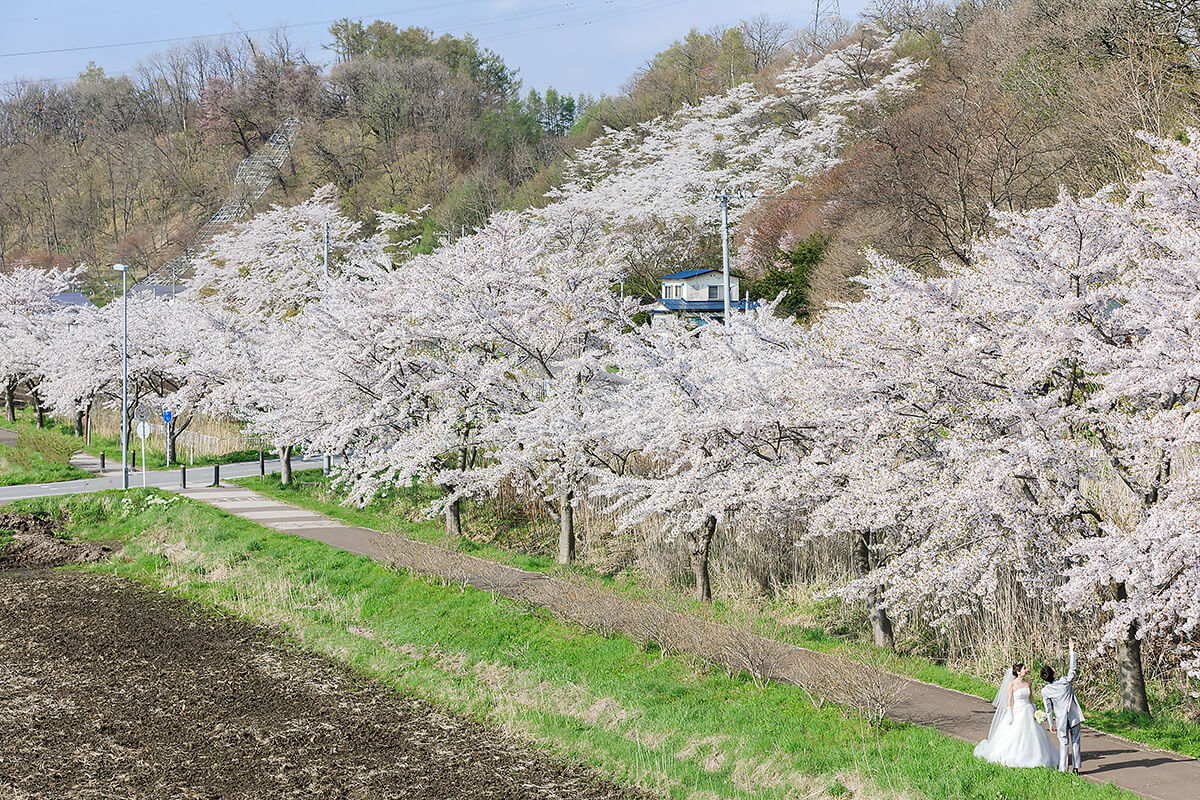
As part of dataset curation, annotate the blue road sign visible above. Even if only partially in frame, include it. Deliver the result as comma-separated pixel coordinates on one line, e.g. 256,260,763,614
163,410,172,423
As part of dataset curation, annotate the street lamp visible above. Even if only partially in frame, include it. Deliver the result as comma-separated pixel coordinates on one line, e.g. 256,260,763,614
112,264,129,490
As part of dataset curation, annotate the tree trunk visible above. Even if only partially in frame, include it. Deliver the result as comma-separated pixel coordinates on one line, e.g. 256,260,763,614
5,380,16,422
73,409,84,437
445,495,463,537
443,447,468,538
1114,582,1151,714
167,420,177,465
557,488,575,565
278,444,293,486
852,529,895,650
31,388,45,429
689,514,717,603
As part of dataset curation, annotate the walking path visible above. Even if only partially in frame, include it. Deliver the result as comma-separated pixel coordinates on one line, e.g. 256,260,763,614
175,483,1200,800
67,451,105,473
0,429,16,447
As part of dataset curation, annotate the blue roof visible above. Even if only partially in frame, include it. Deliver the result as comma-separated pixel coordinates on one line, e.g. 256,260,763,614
657,268,720,281
52,291,96,308
130,283,189,298
653,299,756,312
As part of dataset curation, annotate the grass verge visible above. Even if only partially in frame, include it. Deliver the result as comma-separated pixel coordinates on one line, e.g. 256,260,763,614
8,490,1136,800
0,419,92,485
235,469,1200,760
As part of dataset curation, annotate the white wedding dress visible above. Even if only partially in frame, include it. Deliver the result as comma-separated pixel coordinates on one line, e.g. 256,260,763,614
974,686,1058,768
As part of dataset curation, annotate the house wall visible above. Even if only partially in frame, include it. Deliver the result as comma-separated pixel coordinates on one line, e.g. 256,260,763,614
683,274,739,301
660,274,740,301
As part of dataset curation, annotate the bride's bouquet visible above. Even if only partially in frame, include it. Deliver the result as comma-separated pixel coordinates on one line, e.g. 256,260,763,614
1034,710,1048,725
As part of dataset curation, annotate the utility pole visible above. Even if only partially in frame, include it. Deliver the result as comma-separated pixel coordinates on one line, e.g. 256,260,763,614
711,190,754,326
323,221,330,277
112,263,130,489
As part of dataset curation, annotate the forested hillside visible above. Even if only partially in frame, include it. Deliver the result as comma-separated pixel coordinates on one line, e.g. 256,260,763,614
739,0,1200,307
0,14,806,292
0,23,588,286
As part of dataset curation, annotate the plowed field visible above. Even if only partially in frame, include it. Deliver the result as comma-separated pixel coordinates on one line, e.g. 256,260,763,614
0,558,641,799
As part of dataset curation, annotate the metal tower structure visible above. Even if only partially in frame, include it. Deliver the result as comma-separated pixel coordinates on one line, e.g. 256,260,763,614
141,116,301,286
813,0,842,30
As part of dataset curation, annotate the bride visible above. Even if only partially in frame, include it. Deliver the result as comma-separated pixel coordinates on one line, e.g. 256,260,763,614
974,662,1058,768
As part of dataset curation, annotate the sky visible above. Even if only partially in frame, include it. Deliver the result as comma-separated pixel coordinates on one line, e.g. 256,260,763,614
0,0,868,97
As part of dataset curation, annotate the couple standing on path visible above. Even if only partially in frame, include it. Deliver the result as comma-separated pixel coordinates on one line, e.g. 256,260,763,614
974,642,1085,773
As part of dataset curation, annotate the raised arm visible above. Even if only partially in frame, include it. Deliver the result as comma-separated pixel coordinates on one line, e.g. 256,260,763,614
1065,640,1077,683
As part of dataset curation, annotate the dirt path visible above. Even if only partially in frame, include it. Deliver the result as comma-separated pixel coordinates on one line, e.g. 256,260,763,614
0,567,645,800
177,485,1200,800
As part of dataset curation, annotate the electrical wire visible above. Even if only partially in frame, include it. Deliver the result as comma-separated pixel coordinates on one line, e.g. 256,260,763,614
0,0,622,59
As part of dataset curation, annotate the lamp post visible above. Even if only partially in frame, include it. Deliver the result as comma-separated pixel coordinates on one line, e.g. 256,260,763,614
112,264,129,490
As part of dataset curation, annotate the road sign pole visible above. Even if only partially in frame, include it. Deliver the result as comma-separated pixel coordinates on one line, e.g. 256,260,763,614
163,409,173,467
135,418,151,489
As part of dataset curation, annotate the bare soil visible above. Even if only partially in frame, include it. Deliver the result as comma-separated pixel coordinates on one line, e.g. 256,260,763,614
0,564,643,799
0,512,115,570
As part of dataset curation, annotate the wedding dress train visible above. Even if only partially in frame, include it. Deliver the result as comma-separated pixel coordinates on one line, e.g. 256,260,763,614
974,687,1058,768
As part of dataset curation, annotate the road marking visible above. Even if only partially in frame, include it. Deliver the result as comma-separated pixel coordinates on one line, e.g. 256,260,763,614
239,509,325,520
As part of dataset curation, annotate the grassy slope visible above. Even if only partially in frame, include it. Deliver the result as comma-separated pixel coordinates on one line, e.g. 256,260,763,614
0,410,260,483
0,419,92,485
9,490,1133,800
235,470,1200,760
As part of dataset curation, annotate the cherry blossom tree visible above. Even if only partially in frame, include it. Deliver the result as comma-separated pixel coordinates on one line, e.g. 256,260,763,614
587,306,832,602
961,132,1200,701
39,291,208,460
184,185,400,483
537,30,921,277
255,212,632,558
0,266,78,425
801,258,1088,651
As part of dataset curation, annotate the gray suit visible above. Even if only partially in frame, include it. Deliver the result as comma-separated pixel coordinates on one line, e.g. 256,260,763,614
1042,647,1085,772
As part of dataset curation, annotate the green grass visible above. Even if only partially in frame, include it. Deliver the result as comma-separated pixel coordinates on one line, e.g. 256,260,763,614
235,469,1200,760
8,490,1132,800
0,409,261,481
0,418,93,485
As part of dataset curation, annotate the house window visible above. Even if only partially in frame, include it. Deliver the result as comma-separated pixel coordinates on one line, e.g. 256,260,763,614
708,285,721,300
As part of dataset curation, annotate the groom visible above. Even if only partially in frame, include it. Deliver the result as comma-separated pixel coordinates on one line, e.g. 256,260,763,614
1041,639,1085,774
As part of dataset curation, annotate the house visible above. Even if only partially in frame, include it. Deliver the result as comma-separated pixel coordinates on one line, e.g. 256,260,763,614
51,291,97,310
131,283,188,299
648,268,752,325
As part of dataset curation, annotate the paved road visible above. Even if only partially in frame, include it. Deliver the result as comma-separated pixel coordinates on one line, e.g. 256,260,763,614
0,454,327,504
0,429,16,447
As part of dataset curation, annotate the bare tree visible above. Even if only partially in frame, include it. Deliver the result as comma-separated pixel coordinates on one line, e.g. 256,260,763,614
740,14,793,71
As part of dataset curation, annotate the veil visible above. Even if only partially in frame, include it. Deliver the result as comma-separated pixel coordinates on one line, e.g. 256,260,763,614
985,669,1016,741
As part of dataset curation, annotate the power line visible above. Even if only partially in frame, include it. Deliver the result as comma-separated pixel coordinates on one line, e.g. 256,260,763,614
0,0,626,60
0,1,477,59
2,0,672,88
487,0,684,44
